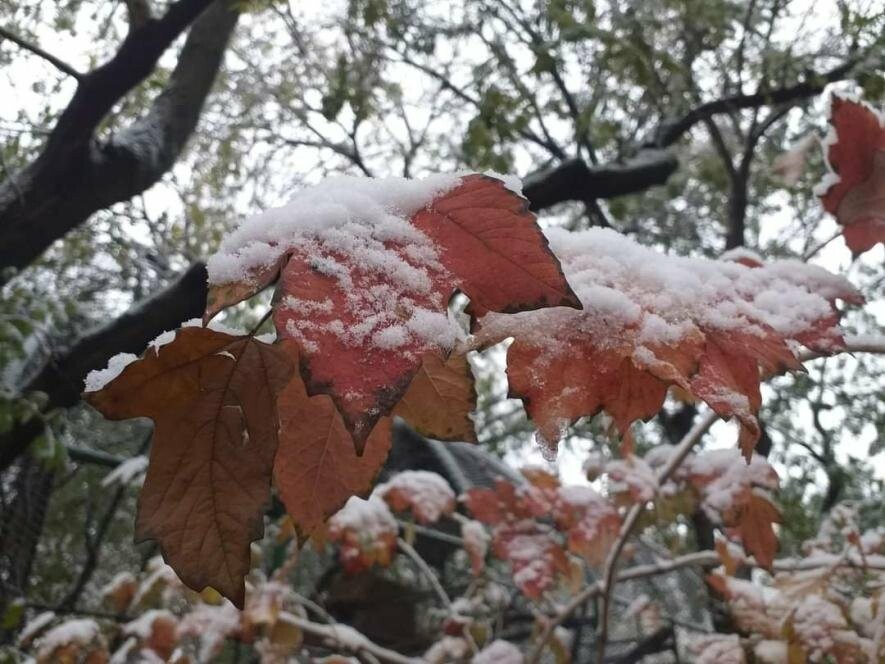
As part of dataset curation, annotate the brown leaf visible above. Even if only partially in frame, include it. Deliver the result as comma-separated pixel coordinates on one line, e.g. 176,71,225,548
392,352,477,442
85,327,294,607
736,491,781,569
274,344,392,538
204,255,289,323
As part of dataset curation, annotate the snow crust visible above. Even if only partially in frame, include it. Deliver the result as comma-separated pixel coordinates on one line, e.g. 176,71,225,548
36,618,102,657
207,173,461,285
689,449,778,518
544,227,857,345
83,352,138,392
329,496,398,538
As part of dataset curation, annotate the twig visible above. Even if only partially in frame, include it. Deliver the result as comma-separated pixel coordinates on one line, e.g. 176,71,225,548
396,537,480,654
396,537,452,610
283,611,424,664
0,26,83,79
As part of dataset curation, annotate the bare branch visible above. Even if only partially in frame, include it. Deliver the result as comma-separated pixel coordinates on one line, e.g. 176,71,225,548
0,26,83,79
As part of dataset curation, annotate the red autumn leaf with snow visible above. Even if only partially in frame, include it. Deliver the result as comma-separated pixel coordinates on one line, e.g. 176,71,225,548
475,227,859,458
464,476,620,595
463,479,567,597
689,449,780,565
327,496,399,573
208,173,577,452
818,96,885,255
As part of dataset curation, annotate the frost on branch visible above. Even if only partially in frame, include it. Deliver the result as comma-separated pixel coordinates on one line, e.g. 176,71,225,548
207,172,577,450
816,95,885,255
476,226,860,458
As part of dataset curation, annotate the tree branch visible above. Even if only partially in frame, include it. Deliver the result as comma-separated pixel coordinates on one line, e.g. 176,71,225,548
522,55,874,212
0,26,83,79
0,0,238,280
0,263,208,472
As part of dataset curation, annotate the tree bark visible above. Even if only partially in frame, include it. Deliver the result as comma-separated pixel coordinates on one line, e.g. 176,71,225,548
0,0,238,281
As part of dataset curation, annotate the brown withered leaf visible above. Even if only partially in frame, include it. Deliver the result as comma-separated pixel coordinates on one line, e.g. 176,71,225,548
273,343,392,539
393,352,477,442
85,327,294,608
736,491,781,569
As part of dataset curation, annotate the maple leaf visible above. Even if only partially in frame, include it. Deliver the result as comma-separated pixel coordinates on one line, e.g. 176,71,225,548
818,96,885,255
552,485,621,566
392,352,477,442
210,173,577,453
474,227,857,458
409,174,580,316
730,490,781,569
84,327,294,608
273,343,392,540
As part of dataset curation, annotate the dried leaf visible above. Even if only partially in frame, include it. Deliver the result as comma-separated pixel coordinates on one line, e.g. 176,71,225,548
85,328,294,607
393,352,477,442
274,344,392,539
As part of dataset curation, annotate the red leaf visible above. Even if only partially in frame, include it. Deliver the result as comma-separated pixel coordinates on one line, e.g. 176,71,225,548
819,96,885,255
411,174,580,316
327,497,398,573
475,227,856,458
732,491,781,569
269,174,575,452
375,470,456,524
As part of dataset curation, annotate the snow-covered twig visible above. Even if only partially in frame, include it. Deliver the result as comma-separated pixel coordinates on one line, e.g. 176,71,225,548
285,612,425,664
396,538,452,610
798,334,885,362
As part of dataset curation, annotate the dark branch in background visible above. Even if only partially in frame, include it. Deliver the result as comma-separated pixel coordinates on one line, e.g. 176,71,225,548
523,57,872,212
0,0,238,282
0,26,83,79
0,264,208,472
523,151,678,211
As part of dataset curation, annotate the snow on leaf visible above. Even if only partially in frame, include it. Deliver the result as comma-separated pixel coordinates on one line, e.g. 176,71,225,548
461,519,490,575
475,227,856,457
374,470,456,524
35,618,106,664
462,479,568,597
392,352,477,442
553,485,621,566
208,173,574,453
328,496,399,573
818,95,885,255
274,342,392,539
84,327,295,608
